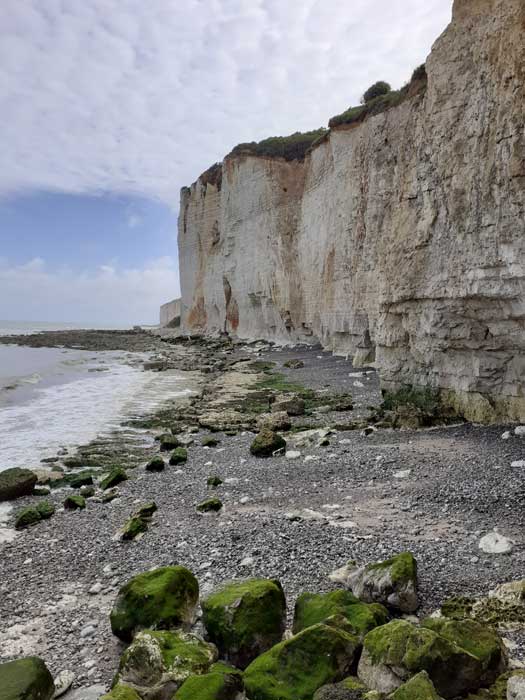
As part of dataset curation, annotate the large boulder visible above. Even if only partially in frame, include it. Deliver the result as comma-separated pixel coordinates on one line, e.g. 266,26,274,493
249,430,286,458
244,623,360,700
293,590,389,640
0,656,54,700
174,663,245,700
0,468,37,501
389,671,444,700
333,553,418,613
110,566,199,642
257,412,292,432
113,629,217,699
202,579,286,668
357,619,503,699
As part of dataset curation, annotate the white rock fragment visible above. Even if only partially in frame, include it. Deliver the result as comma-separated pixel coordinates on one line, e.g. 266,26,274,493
53,670,75,698
508,675,525,699
515,426,525,437
88,582,102,595
353,381,365,388
479,531,513,554
285,451,301,460
511,461,525,468
329,520,358,529
393,469,412,479
240,556,254,567
239,496,250,504
502,431,511,440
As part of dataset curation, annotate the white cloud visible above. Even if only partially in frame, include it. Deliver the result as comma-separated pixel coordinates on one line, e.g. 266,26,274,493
0,257,180,325
0,0,452,206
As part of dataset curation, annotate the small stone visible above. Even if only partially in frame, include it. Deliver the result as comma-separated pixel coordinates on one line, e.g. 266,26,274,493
393,469,411,479
169,447,188,465
63,495,86,511
146,456,165,472
207,475,223,488
88,582,103,595
53,670,75,698
514,426,525,437
479,531,513,554
197,497,223,513
240,557,254,567
511,461,525,468
286,451,301,460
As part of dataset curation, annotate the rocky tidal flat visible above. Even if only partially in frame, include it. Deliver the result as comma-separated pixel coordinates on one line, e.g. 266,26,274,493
0,331,524,699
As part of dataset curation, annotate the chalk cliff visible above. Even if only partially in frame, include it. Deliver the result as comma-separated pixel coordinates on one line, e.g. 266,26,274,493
178,0,525,422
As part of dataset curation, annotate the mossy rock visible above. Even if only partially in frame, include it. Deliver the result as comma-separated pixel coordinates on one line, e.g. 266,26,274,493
202,578,286,668
174,663,244,700
313,676,368,699
102,488,119,503
146,456,166,472
63,495,86,510
197,497,223,513
63,457,83,468
207,475,223,488
100,467,128,490
133,502,157,519
390,671,443,699
69,472,94,488
0,468,38,501
346,552,418,613
100,684,141,700
421,618,507,688
467,670,525,700
80,485,95,498
110,565,199,642
114,629,218,696
121,516,148,541
15,507,42,530
33,487,51,496
159,434,181,451
244,623,360,700
36,501,55,519
250,430,286,458
169,447,188,465
358,619,493,699
202,436,220,447
0,656,55,700
293,590,389,640
283,359,305,369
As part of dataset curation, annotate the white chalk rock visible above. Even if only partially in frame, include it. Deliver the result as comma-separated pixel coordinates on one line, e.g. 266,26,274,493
479,531,513,554
53,670,75,698
508,675,525,699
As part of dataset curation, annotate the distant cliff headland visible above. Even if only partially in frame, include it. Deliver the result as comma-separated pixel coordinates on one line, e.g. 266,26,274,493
177,0,525,423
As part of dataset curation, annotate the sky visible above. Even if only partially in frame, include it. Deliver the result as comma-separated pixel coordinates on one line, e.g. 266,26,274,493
0,0,453,325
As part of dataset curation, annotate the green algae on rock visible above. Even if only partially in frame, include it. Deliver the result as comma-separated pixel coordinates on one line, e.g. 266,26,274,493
174,663,244,700
207,475,223,488
159,434,182,451
114,629,218,697
121,516,148,541
250,429,286,458
133,502,157,519
202,436,220,447
146,456,166,472
100,467,128,490
293,590,389,640
358,618,502,699
244,623,360,700
0,468,38,502
169,447,188,465
313,676,368,699
0,656,55,700
69,472,94,489
197,497,223,513
390,671,444,699
110,565,199,642
15,506,42,530
36,501,55,519
202,578,286,668
63,495,86,510
100,684,141,700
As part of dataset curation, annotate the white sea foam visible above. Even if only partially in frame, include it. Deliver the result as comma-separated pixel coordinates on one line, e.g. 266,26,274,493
0,364,193,472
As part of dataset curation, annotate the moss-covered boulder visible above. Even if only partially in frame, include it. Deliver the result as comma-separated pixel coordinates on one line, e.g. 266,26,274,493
100,684,141,700
202,579,286,668
207,475,223,488
421,618,507,689
341,553,418,613
36,501,55,519
100,467,128,490
121,516,148,541
293,590,389,640
159,434,181,451
15,507,42,530
110,565,199,642
0,656,55,700
69,472,94,488
63,495,86,510
244,623,360,700
202,436,220,448
174,663,244,700
0,468,38,501
313,676,368,699
169,447,188,465
80,485,95,498
357,619,495,699
133,502,157,519
146,456,166,472
390,671,444,699
113,629,218,698
197,497,223,513
250,430,286,458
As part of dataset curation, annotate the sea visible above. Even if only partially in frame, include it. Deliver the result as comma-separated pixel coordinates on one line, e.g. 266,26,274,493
0,320,193,474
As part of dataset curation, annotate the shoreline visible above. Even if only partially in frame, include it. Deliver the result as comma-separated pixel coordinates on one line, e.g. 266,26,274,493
0,330,524,694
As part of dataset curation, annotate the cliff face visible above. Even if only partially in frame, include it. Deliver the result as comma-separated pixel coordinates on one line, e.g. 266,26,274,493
178,0,525,423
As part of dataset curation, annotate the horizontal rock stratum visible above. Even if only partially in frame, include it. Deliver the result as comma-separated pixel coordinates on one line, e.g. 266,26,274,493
178,0,525,423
